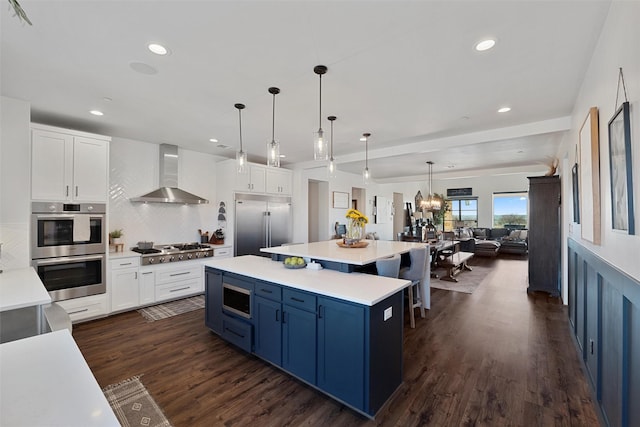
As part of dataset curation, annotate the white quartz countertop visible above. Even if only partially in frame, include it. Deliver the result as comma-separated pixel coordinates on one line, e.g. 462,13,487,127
0,329,119,426
108,249,140,259
204,255,410,306
260,239,429,265
0,267,51,312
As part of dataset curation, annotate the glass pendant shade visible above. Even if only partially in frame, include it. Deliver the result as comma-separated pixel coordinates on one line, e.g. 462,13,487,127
267,140,280,167
363,167,370,184
236,149,247,174
422,161,440,211
267,87,281,168
235,103,248,174
314,129,328,160
328,158,336,178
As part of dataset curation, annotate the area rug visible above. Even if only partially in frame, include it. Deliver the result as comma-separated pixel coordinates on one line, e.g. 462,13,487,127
103,375,172,427
430,263,493,294
137,295,204,322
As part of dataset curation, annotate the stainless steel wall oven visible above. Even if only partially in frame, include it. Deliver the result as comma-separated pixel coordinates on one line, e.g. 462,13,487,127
31,202,107,301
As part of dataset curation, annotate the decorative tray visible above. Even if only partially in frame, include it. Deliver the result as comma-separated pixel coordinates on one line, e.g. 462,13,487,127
336,241,369,248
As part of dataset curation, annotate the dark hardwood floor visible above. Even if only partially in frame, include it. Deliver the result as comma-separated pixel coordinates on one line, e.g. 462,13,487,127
73,256,601,426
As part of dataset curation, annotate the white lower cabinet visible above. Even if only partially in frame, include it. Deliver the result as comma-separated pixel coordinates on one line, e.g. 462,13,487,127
56,294,108,323
110,257,140,313
154,263,203,302
139,270,155,306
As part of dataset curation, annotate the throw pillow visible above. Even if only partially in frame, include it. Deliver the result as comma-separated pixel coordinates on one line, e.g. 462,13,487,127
473,229,487,239
509,230,521,239
519,230,528,240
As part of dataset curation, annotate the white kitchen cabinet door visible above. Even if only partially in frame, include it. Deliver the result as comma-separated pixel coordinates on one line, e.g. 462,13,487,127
139,270,155,305
31,130,73,201
31,125,109,203
111,267,139,312
72,137,108,202
266,168,292,195
236,165,266,193
56,294,108,323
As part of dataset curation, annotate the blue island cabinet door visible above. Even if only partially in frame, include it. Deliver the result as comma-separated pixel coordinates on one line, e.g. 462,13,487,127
317,297,365,410
254,295,282,365
282,304,316,384
205,268,223,334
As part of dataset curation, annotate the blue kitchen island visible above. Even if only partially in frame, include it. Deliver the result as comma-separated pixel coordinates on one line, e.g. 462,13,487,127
203,255,410,419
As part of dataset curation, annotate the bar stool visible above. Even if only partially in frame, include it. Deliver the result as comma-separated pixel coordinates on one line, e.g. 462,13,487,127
399,247,428,328
375,254,401,279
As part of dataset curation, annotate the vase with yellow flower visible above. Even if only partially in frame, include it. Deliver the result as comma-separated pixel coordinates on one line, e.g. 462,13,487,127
344,208,368,245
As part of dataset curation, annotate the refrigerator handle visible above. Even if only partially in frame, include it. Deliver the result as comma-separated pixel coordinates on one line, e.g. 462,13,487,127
266,211,271,247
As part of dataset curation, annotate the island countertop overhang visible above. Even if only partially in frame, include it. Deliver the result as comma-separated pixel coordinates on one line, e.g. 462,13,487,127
204,255,410,306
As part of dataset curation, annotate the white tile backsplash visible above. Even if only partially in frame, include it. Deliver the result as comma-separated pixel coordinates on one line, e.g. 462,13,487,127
109,138,218,247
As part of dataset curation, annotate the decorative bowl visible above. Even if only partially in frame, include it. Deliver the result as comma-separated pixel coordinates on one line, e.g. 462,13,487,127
284,262,307,269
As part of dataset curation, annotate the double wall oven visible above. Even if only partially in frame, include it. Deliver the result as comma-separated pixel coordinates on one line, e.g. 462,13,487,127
31,202,107,301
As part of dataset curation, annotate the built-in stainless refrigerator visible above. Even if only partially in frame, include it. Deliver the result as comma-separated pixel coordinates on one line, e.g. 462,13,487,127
234,193,292,257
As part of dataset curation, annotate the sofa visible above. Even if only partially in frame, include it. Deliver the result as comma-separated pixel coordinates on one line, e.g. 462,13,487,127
455,226,529,256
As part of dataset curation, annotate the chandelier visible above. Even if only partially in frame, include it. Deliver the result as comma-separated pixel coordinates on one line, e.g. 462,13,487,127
422,161,441,211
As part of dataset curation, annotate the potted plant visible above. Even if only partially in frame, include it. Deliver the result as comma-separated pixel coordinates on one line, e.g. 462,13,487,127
109,229,123,244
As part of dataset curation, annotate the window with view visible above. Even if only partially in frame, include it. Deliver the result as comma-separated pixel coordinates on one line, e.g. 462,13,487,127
443,198,478,231
493,192,528,227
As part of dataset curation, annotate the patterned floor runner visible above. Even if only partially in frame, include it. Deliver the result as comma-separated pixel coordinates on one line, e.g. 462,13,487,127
137,295,204,322
103,375,172,427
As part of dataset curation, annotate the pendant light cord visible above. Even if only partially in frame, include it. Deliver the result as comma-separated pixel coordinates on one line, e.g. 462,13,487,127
238,108,243,151
318,74,323,129
272,93,276,142
330,118,333,158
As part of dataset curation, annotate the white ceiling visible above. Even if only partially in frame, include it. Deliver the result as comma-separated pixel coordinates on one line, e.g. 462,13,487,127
1,1,611,182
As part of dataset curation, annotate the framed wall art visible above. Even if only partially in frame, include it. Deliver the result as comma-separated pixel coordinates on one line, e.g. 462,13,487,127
579,107,601,244
572,163,580,224
607,101,635,234
332,191,349,209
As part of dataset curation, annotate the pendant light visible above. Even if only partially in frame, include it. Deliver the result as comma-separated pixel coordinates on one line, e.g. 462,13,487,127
423,161,441,211
362,132,371,184
235,103,247,174
327,115,337,177
266,87,280,168
313,65,328,160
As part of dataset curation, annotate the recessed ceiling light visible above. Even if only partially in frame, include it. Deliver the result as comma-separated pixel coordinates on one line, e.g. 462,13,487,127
498,107,511,113
89,110,104,116
475,39,496,51
209,138,218,143
148,43,168,55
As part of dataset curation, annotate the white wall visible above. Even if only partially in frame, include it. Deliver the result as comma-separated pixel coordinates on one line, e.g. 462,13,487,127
0,96,31,270
557,0,640,299
109,138,218,247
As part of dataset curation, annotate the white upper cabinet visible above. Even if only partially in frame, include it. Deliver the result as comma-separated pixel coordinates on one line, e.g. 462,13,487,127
235,164,266,193
31,125,110,202
266,168,292,195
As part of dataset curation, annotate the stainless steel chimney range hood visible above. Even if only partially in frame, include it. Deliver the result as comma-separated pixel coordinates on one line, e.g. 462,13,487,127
130,144,209,204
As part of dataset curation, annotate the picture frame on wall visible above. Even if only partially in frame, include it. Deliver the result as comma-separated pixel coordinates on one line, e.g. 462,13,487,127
572,163,580,224
579,107,601,244
607,101,635,234
332,191,349,209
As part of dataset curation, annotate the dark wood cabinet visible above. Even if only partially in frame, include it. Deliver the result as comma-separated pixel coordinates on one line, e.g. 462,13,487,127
527,175,560,296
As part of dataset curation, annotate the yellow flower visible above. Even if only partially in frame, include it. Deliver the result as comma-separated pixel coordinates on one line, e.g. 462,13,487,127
346,209,368,224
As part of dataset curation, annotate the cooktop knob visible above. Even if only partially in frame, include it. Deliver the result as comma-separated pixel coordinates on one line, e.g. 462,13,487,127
169,256,175,262
187,254,193,259
159,258,165,263
148,258,155,264
178,254,184,260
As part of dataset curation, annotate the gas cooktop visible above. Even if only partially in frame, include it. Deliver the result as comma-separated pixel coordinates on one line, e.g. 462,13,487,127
132,242,214,265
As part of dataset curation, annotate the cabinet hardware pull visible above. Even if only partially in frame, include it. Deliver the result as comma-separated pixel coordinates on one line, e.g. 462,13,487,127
276,309,279,322
75,186,78,197
142,272,153,275
224,328,245,339
169,272,190,277
290,297,304,303
66,185,69,197
69,308,89,315
318,305,323,318
170,286,190,292
134,272,138,280
282,311,287,324
120,262,132,266
260,288,272,293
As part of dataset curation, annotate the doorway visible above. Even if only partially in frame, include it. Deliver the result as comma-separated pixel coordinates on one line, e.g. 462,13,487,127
308,180,329,242
393,192,404,240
